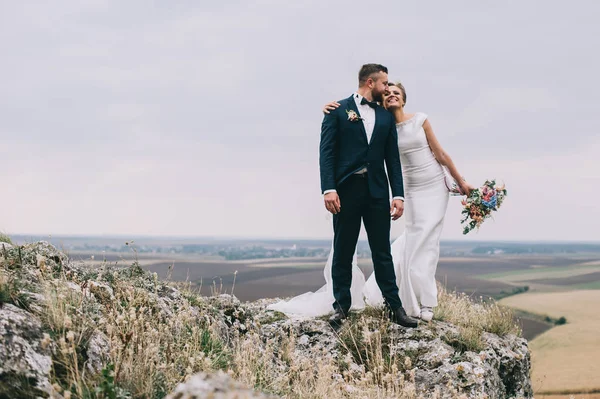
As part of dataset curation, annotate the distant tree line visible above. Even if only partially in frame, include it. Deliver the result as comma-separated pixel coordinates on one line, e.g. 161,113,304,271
493,286,530,300
472,243,600,255
218,246,330,260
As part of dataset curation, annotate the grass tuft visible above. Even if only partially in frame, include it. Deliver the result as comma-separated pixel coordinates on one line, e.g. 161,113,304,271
0,271,32,310
0,232,12,244
435,283,521,351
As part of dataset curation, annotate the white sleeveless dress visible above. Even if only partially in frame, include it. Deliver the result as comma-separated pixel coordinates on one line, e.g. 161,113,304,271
269,113,449,318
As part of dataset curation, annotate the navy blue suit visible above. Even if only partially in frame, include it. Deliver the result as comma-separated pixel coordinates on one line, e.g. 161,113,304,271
319,94,405,313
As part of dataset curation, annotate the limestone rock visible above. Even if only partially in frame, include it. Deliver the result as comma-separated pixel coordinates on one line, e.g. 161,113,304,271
0,304,52,396
166,371,279,399
85,330,111,374
241,304,533,399
0,242,13,252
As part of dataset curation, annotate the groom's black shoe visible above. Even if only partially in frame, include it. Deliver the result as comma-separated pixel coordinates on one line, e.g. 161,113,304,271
389,306,419,328
328,309,348,329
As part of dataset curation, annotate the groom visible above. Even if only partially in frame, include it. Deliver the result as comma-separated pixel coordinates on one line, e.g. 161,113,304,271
320,63,417,328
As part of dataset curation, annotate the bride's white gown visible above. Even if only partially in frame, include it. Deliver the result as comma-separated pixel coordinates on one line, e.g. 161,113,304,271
269,113,449,318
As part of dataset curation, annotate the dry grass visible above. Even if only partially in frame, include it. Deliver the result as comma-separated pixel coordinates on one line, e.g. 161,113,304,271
38,274,229,398
42,278,520,398
37,271,432,398
1,244,522,399
434,284,521,352
501,290,600,394
0,232,11,244
336,307,412,383
0,269,32,310
231,330,423,399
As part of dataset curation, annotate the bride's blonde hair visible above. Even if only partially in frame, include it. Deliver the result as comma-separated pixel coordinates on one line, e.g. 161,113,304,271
388,82,407,106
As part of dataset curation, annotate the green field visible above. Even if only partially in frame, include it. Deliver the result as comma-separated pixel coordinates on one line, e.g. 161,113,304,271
576,280,600,290
481,262,600,288
481,264,600,280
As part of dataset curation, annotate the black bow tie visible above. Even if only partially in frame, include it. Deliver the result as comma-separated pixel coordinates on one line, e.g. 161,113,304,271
360,97,378,109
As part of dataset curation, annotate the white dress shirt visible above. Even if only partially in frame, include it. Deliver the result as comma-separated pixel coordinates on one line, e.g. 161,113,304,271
323,93,404,202
354,93,376,144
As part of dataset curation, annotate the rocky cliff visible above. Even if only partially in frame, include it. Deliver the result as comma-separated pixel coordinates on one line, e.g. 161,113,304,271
0,241,532,398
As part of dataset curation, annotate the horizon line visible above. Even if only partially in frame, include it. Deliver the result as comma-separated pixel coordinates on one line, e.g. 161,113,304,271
7,233,600,245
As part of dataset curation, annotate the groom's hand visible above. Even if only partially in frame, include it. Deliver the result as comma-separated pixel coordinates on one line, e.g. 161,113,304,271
390,199,404,220
324,192,341,214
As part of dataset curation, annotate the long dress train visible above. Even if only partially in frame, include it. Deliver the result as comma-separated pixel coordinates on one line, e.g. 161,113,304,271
266,246,366,318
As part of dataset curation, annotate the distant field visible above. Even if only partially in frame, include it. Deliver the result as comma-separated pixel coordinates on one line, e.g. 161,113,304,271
501,291,600,394
482,264,600,282
528,270,600,286
576,281,600,290
128,256,525,302
516,317,554,342
537,394,600,399
477,256,600,395
479,258,600,295
68,251,205,263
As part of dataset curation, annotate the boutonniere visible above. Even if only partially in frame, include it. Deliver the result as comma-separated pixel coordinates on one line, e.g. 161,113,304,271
346,109,363,122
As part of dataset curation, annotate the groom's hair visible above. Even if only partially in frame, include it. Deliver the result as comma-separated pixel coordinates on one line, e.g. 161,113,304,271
358,64,388,86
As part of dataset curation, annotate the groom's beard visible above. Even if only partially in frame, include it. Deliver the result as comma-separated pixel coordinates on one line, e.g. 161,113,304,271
372,90,384,104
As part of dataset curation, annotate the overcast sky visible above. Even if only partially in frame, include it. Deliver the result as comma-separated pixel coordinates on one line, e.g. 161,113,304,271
1,1,599,241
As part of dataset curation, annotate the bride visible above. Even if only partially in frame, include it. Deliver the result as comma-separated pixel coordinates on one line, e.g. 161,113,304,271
269,82,473,321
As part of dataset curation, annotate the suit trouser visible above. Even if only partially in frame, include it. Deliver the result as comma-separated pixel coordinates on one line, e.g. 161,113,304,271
331,174,403,313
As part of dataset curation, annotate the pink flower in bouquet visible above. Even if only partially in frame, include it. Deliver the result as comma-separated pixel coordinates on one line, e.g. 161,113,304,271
481,186,496,202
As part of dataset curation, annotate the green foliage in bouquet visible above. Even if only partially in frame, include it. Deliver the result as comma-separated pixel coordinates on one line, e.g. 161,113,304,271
461,180,507,235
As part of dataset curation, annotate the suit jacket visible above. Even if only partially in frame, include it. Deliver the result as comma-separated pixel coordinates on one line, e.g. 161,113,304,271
319,94,404,199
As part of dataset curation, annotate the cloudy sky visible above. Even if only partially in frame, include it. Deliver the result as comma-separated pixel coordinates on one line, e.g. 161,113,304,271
1,1,598,241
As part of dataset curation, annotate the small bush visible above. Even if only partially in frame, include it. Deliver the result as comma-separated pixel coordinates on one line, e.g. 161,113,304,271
91,363,132,399
435,284,521,337
0,372,47,398
442,325,485,353
338,312,394,375
555,316,567,325
0,232,12,244
434,284,521,354
542,314,567,325
0,272,31,310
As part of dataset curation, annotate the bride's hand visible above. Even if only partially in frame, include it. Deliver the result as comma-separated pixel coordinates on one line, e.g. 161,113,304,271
460,181,476,197
323,101,340,114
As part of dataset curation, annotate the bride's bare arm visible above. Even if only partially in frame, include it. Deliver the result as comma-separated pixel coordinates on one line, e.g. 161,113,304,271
322,101,340,114
422,119,475,196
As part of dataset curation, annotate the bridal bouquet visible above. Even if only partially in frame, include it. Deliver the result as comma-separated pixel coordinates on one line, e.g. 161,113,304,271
461,180,507,234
